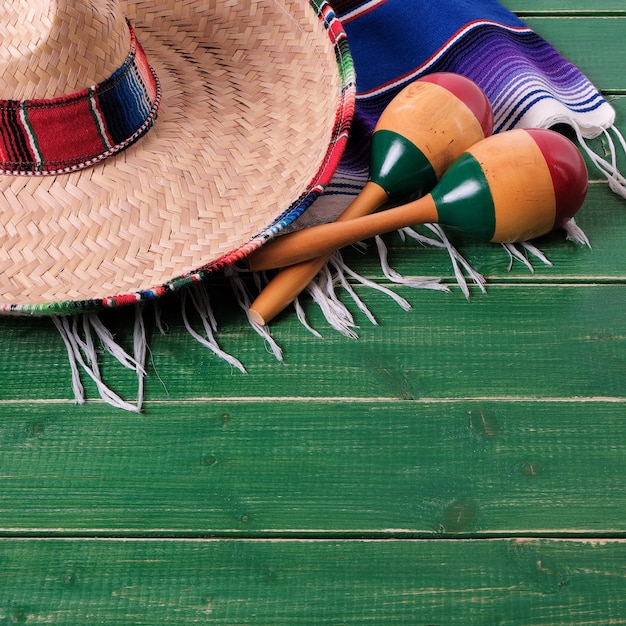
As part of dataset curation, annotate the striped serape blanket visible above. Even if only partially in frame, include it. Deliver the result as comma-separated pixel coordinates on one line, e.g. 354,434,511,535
289,0,626,334
316,0,625,212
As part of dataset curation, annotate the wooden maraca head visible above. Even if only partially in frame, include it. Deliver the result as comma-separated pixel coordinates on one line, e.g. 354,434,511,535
369,72,494,202
431,128,588,243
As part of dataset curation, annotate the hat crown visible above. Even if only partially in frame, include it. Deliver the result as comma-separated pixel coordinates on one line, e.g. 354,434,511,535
0,0,130,100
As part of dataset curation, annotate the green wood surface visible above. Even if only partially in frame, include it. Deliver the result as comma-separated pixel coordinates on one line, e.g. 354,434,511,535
0,400,625,535
504,1,626,12
4,281,625,402
1,539,625,625
1,2,626,624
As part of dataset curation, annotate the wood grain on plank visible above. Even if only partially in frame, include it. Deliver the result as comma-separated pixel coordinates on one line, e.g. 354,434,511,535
0,400,624,535
1,538,625,625
1,282,625,402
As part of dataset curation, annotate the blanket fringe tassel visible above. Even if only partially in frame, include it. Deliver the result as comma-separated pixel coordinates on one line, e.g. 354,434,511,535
575,124,626,199
52,307,147,412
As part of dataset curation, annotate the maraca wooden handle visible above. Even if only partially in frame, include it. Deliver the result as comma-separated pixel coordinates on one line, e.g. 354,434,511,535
248,183,388,324
248,258,330,325
248,195,440,271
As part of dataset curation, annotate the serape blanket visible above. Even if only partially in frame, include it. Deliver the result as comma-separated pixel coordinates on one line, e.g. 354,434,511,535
313,0,626,217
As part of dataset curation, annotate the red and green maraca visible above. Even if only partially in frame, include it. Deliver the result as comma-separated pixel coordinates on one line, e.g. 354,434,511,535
248,72,494,325
366,72,494,204
247,128,588,270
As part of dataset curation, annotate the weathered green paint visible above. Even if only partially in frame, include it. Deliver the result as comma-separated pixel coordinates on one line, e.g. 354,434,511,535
369,129,438,201
0,8,625,625
0,400,625,535
3,283,625,402
1,539,625,625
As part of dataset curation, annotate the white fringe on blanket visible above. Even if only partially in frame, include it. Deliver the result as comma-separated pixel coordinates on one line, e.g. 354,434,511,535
53,307,147,412
575,124,626,200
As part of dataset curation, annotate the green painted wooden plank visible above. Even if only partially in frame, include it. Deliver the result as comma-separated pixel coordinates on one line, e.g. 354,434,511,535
86,283,626,401
0,400,625,535
1,283,625,402
503,1,626,14
1,538,625,624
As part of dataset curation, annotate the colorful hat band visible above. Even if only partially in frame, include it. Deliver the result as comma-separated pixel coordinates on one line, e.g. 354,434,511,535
0,21,160,176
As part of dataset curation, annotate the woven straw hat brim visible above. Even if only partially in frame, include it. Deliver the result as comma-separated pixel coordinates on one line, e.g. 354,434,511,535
0,0,354,315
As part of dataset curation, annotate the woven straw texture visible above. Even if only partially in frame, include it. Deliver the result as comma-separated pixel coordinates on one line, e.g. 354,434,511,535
0,0,354,313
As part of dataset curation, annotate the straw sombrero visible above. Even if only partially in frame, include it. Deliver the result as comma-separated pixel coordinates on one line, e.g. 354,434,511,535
0,0,355,314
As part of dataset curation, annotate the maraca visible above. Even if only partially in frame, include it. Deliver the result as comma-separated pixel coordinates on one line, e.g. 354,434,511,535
247,129,588,271
248,72,493,325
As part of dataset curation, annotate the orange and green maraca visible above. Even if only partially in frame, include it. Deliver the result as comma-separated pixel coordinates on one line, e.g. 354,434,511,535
431,127,588,243
368,72,494,202
248,128,588,272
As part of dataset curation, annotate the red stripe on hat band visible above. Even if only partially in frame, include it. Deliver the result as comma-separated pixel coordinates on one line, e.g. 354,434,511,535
0,21,160,176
